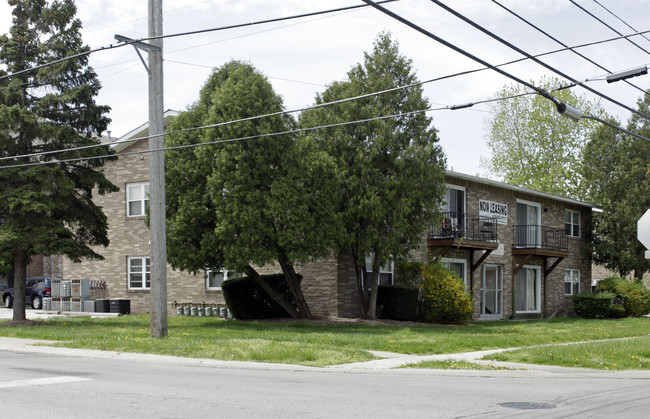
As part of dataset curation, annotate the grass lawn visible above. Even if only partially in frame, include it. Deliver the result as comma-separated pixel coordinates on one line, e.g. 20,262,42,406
484,335,650,370
0,315,648,368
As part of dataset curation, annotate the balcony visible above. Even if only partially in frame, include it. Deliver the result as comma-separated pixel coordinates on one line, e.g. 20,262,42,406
512,225,568,257
429,211,499,250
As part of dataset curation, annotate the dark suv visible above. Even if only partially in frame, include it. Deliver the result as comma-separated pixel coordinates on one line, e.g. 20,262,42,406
2,277,52,310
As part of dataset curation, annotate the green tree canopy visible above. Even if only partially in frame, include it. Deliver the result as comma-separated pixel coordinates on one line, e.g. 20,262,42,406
583,92,650,278
0,0,117,320
299,32,447,318
165,60,341,319
482,76,606,200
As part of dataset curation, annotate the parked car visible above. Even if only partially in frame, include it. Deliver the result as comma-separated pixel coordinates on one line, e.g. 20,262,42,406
2,277,52,310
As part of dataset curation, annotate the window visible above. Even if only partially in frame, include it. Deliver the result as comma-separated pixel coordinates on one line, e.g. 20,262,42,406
515,266,540,313
516,200,541,247
442,185,466,234
206,269,240,290
128,256,150,289
127,183,149,217
565,210,580,238
363,254,394,288
441,258,468,290
564,269,580,295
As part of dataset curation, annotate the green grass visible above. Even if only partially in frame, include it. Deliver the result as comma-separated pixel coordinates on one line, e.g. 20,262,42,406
0,316,649,368
484,335,650,370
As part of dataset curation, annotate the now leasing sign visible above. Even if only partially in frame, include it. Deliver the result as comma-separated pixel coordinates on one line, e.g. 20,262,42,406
479,199,508,225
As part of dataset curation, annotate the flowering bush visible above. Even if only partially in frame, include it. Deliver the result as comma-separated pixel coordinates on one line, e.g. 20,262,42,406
419,263,473,324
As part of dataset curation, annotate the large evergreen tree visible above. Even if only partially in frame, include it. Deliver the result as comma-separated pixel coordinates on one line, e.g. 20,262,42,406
300,32,447,319
583,92,650,279
165,61,341,319
0,0,117,321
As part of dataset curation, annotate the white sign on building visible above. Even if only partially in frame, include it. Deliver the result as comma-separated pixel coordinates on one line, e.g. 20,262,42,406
479,199,508,225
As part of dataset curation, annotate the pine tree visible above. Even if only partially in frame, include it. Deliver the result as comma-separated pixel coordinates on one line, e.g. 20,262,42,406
0,0,117,321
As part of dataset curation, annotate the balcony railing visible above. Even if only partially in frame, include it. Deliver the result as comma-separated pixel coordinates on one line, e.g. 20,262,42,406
513,225,568,251
430,211,498,242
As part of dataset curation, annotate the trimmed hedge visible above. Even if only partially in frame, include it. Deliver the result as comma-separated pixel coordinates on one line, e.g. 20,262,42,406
572,292,613,318
221,273,298,320
377,284,419,321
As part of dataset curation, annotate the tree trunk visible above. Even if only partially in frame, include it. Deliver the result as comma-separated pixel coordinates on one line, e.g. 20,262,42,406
277,256,312,319
351,246,369,318
12,251,27,322
243,265,300,319
367,251,382,320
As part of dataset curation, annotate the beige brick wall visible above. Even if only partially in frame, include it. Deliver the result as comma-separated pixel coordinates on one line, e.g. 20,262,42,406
442,175,591,319
62,140,225,315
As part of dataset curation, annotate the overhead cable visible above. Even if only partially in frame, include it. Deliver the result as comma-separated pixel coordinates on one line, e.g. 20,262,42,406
492,0,646,95
592,0,650,45
427,0,650,121
0,0,397,82
570,0,650,57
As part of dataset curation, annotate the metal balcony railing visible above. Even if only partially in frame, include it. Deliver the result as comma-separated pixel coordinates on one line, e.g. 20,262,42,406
513,225,568,251
430,211,498,242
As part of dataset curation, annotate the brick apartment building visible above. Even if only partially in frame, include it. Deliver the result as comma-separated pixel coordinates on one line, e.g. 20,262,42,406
62,114,595,319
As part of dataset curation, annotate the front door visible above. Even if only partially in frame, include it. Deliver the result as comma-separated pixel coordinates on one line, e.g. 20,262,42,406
481,265,502,317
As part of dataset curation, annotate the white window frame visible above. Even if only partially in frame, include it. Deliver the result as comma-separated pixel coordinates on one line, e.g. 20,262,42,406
126,182,150,217
363,254,394,289
128,256,150,290
440,257,468,290
515,265,541,314
564,269,580,295
565,210,580,238
206,269,239,290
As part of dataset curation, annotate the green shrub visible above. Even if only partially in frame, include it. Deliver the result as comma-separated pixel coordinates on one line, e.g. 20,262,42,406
221,273,297,320
395,262,424,287
572,292,613,318
596,277,650,317
419,263,473,324
608,304,627,318
377,284,419,321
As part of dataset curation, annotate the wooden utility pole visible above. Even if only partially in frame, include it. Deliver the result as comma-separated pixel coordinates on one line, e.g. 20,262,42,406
148,0,167,338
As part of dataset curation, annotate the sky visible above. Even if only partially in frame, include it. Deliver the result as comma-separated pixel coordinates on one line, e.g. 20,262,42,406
0,0,649,176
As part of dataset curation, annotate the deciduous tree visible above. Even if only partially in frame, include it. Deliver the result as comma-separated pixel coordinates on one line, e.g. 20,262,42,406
482,76,605,200
583,92,650,279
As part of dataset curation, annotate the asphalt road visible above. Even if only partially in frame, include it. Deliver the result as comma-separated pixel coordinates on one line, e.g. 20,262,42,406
1,336,649,418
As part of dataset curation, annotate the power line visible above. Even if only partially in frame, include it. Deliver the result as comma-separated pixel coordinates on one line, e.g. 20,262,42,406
358,1,561,107
592,0,650,46
570,0,650,57
426,0,650,121
491,0,646,95
0,0,397,82
5,7,648,163
5,81,649,170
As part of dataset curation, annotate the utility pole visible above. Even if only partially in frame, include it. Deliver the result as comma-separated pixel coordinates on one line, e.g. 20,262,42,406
148,0,167,338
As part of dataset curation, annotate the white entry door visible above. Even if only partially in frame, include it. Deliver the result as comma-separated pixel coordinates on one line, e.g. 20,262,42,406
481,265,502,318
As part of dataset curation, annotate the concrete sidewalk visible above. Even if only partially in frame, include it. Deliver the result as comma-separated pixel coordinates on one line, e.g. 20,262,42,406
0,307,119,320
